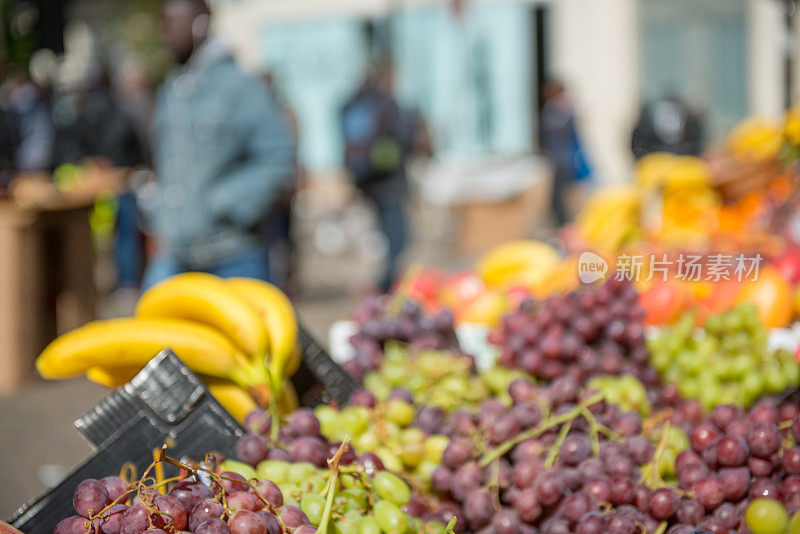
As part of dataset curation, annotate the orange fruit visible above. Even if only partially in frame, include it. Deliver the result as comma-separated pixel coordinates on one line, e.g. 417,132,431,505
736,266,793,328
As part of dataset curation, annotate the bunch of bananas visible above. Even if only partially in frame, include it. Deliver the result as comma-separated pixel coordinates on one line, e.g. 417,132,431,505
576,186,642,253
635,153,720,248
726,117,783,160
35,274,300,422
475,240,562,289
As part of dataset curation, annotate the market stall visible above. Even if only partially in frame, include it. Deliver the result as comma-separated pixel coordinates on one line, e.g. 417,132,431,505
4,111,800,534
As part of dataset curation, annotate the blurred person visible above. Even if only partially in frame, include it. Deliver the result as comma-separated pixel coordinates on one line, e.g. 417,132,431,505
0,59,20,192
4,68,54,172
341,61,413,292
631,95,704,158
141,0,295,288
540,80,591,227
53,63,147,290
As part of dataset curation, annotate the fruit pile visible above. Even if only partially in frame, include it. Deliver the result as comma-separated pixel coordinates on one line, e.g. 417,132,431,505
35,274,300,422
649,304,800,410
490,277,654,387
347,298,460,378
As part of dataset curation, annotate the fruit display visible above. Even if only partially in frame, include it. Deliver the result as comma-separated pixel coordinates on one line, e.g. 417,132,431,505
489,277,654,388
648,304,800,410
35,273,301,422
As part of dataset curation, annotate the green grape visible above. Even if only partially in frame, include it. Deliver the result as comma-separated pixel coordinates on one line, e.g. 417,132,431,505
372,472,411,506
385,400,415,427
334,511,363,534
415,460,439,485
400,442,424,467
255,459,289,483
658,447,677,478
278,483,301,501
341,407,371,436
373,501,408,534
286,463,317,484
341,474,358,489
357,516,382,534
666,426,689,452
220,460,256,480
375,447,404,473
354,429,381,452
300,493,326,526
745,498,790,534
306,475,328,494
424,435,448,463
340,487,369,512
698,380,722,412
678,378,701,400
401,427,425,445
789,510,800,534
785,360,800,386
675,350,700,376
424,521,447,534
382,363,407,386
764,364,788,393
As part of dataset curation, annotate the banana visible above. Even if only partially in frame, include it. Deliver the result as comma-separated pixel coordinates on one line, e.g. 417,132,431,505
36,317,255,386
86,366,141,387
226,278,298,384
136,273,268,358
205,378,259,423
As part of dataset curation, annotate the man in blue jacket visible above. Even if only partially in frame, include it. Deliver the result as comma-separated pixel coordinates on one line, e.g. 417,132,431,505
141,0,295,288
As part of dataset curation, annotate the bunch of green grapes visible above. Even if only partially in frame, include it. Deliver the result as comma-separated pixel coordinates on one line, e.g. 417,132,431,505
362,344,531,411
586,374,652,416
648,304,800,411
314,400,449,488
745,498,800,534
224,458,450,533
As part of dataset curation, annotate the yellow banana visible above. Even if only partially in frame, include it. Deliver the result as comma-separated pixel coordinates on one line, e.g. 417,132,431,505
226,278,298,383
136,273,268,358
36,318,255,386
205,378,259,423
86,366,141,387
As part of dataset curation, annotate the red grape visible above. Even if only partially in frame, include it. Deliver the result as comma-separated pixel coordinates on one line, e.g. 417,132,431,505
73,479,109,518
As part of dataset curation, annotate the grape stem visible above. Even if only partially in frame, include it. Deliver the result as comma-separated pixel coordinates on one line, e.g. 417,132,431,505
544,420,572,469
479,392,604,467
317,439,351,534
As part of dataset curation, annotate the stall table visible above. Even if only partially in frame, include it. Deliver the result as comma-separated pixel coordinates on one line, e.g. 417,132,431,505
0,171,127,395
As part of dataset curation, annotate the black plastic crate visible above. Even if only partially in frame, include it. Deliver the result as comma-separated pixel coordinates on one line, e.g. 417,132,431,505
8,351,245,534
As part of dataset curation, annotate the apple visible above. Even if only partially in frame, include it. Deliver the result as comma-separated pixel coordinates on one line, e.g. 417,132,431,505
772,247,800,284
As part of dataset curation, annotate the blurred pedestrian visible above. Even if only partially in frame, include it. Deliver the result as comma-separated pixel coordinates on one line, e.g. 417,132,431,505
342,61,413,292
540,80,591,227
141,0,296,288
631,95,705,158
0,59,20,193
4,68,54,172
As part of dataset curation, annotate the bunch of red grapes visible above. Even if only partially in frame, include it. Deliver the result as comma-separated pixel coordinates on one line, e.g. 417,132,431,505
55,465,313,534
490,278,656,390
428,375,800,534
347,297,460,378
667,401,800,532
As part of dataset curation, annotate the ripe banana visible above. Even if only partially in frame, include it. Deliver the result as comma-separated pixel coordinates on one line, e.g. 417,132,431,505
226,278,298,384
36,318,255,386
205,378,259,423
86,366,141,387
136,273,268,358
